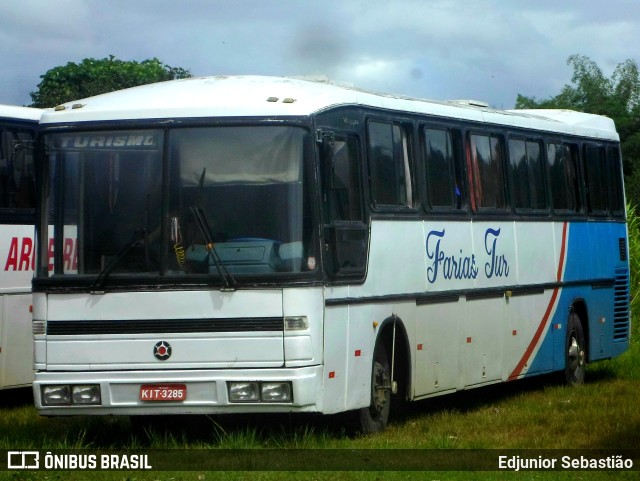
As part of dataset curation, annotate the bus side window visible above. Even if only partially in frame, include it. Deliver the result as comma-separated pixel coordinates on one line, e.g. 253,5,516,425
508,138,546,212
424,127,462,210
0,129,7,207
367,121,413,208
584,144,608,214
468,133,507,211
323,133,368,278
606,147,624,217
509,139,547,211
328,136,363,222
547,142,581,213
0,129,36,209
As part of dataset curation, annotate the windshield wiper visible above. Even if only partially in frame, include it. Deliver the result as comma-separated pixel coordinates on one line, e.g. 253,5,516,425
90,229,146,294
190,205,236,290
190,168,236,290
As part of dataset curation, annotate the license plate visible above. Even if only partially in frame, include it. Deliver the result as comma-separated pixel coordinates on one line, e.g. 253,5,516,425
139,384,187,402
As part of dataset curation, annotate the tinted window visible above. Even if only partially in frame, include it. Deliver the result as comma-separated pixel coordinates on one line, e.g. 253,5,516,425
367,121,413,208
584,145,607,213
0,128,36,209
509,138,546,211
328,136,363,222
424,127,462,209
607,147,624,216
547,142,581,213
468,133,506,210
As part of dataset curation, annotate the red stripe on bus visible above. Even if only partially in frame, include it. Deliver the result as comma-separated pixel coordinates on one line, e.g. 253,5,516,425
508,222,568,381
556,222,568,282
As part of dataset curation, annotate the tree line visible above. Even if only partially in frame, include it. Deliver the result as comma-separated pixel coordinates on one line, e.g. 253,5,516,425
29,55,191,108
516,54,640,206
28,54,640,205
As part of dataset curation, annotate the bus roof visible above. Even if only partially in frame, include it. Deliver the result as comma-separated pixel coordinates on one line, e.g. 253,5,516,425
0,104,43,122
39,75,619,141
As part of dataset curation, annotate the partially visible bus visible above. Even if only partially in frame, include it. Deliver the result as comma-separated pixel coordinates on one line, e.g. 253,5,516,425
0,105,41,391
31,77,629,432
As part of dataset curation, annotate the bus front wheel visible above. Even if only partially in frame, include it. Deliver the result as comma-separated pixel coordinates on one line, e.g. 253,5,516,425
356,343,391,433
564,312,586,386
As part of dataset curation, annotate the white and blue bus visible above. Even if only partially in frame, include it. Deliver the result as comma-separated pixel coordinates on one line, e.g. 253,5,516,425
0,105,41,391
32,76,629,432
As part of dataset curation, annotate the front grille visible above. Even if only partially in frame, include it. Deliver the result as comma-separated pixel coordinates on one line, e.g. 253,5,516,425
46,317,284,335
613,267,630,341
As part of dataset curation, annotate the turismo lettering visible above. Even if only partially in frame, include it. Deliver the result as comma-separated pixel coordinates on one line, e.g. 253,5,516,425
4,237,77,272
58,134,156,149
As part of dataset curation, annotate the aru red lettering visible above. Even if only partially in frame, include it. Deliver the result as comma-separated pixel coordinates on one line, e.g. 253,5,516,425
63,238,78,271
3,237,78,272
4,237,35,271
4,237,19,270
48,238,78,272
20,237,33,271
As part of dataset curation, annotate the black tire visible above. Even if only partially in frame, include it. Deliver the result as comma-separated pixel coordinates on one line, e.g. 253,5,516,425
564,312,586,386
356,343,391,434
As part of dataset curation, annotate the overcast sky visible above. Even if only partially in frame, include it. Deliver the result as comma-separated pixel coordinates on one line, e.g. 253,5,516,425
1,0,638,109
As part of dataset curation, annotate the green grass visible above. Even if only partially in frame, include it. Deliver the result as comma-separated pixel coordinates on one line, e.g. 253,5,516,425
1,336,638,481
1,310,638,481
1,209,639,480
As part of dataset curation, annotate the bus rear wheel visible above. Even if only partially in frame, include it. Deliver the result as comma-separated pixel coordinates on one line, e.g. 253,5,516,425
356,343,391,434
564,312,586,386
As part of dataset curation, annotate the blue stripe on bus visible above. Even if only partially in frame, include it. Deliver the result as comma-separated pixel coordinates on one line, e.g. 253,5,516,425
524,221,628,376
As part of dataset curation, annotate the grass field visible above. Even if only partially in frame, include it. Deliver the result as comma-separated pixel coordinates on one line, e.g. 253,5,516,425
0,318,637,481
1,208,639,480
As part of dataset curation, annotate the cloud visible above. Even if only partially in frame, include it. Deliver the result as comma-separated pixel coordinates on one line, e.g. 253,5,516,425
1,0,639,108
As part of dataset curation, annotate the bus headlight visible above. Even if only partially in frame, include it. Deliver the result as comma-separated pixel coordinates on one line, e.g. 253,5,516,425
261,382,292,402
228,382,260,402
72,385,101,405
228,381,292,403
41,385,71,405
41,384,101,406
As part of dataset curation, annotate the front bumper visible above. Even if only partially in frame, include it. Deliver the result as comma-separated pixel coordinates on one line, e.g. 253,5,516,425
34,365,323,416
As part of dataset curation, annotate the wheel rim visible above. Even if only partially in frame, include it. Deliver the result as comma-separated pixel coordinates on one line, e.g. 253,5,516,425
567,333,585,379
371,360,390,416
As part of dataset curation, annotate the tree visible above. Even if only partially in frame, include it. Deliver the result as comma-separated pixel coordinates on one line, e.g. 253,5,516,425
30,55,192,108
516,54,640,205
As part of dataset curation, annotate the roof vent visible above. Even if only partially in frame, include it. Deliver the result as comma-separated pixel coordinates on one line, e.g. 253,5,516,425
449,99,490,108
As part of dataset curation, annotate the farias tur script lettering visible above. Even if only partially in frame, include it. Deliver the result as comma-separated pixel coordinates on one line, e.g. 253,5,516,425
484,228,510,278
426,228,510,283
426,229,478,283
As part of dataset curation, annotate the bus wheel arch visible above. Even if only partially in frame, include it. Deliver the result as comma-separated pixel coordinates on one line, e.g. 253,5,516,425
355,315,411,434
570,300,589,363
564,303,587,386
378,315,411,404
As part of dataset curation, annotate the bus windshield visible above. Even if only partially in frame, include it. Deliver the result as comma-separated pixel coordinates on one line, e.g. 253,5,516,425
43,125,315,284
